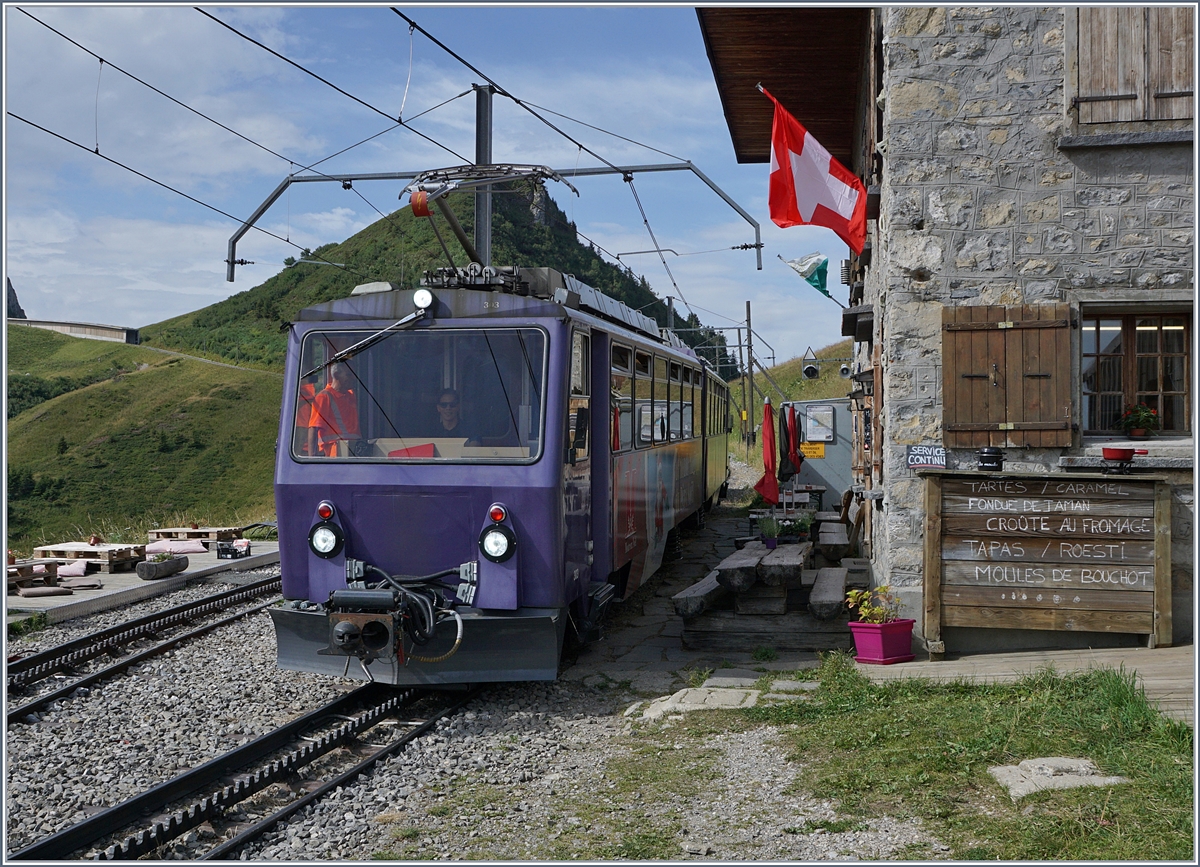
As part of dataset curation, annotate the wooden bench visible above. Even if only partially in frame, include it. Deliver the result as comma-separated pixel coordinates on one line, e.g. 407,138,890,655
809,567,849,620
817,523,850,561
714,542,766,593
758,542,812,586
671,570,728,619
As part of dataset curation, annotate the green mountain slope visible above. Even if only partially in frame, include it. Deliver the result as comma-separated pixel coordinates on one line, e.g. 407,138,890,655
139,184,736,375
6,325,279,552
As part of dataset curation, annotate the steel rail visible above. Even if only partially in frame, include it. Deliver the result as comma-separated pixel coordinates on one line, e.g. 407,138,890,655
201,686,483,860
7,576,281,689
7,598,279,726
10,683,417,861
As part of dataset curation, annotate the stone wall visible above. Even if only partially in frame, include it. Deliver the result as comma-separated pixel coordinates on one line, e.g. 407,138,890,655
864,6,1194,645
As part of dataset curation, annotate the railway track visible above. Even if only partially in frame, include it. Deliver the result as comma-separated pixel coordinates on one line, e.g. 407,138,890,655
10,683,481,861
7,576,282,725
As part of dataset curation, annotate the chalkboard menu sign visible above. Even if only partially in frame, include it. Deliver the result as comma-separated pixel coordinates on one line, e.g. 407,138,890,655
921,471,1171,658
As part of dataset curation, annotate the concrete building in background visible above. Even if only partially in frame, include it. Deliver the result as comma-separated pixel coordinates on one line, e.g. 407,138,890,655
699,7,1193,653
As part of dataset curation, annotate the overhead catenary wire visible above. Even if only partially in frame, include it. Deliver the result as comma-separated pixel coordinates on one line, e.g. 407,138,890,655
520,99,688,163
7,111,381,283
390,7,701,321
392,10,705,326
15,7,440,240
195,7,470,164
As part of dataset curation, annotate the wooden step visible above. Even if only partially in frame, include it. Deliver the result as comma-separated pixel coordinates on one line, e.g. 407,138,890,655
734,582,788,615
810,567,849,620
714,543,765,593
671,570,728,620
682,609,854,653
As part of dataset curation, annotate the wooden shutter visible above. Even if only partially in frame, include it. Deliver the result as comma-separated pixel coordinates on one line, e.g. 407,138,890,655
1078,7,1146,124
1149,7,1195,121
942,304,1073,449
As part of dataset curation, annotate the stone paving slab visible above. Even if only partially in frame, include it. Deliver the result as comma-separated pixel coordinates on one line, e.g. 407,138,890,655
641,687,760,720
988,757,1130,800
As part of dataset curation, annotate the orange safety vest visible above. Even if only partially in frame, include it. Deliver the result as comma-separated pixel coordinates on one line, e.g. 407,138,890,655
312,386,359,456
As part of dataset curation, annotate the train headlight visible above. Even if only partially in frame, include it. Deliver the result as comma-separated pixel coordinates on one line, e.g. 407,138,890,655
478,524,516,563
413,288,434,310
309,521,345,558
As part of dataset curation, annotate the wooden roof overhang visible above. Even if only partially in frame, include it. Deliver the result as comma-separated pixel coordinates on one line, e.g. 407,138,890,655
696,7,871,166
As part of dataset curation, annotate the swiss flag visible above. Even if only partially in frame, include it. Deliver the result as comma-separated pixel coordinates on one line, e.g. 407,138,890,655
763,87,867,255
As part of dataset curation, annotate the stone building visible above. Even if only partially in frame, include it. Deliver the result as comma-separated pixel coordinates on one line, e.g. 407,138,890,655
699,7,1194,652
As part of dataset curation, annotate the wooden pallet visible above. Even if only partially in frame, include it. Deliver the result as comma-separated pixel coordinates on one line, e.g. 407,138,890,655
32,543,146,571
7,559,60,592
148,527,243,542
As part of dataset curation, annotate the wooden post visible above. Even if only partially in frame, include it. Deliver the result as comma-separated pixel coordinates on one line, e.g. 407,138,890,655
923,474,944,660
1154,480,1173,648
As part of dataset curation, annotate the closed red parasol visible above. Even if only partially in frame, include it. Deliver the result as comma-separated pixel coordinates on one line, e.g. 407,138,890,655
753,398,779,504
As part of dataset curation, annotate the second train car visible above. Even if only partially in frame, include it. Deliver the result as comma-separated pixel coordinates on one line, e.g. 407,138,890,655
269,265,730,685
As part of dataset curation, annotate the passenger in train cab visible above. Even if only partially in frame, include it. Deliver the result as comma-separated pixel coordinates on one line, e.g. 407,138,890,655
311,363,360,456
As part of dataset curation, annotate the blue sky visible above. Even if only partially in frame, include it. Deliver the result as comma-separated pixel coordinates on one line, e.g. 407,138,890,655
5,4,853,366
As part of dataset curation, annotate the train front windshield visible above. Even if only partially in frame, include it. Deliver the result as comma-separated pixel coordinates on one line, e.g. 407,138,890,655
292,327,546,462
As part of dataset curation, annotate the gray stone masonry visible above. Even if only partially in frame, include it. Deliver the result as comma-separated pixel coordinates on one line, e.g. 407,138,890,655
863,7,1193,637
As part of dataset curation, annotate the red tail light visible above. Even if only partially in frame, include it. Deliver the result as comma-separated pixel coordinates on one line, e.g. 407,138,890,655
488,504,507,523
317,501,335,520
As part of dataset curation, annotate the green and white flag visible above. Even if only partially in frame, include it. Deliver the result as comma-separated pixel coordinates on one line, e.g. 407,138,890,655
781,253,830,297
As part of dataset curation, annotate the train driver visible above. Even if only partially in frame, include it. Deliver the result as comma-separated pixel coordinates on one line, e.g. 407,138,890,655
311,362,360,457
435,388,484,446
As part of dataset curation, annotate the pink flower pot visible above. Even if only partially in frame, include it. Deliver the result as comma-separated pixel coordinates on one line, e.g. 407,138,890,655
848,619,915,665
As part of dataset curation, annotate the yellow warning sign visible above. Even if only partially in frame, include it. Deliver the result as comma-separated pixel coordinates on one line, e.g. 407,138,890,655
800,442,825,459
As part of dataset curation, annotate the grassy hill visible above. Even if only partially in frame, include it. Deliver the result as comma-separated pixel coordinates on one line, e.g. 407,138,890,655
6,325,279,553
724,338,855,472
138,184,736,376
727,338,855,417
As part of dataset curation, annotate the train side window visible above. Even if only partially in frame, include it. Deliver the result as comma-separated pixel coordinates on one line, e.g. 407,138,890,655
567,331,590,462
635,350,652,447
611,344,634,452
683,368,696,438
653,355,669,443
668,362,682,441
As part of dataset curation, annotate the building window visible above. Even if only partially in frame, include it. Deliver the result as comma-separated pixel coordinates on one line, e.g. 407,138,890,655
1081,315,1191,434
1075,7,1194,125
